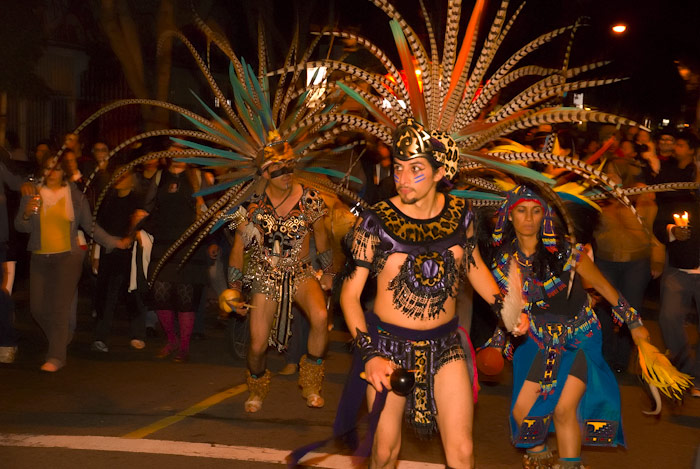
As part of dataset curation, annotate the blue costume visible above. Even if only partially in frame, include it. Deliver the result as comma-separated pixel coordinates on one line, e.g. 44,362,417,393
493,242,625,448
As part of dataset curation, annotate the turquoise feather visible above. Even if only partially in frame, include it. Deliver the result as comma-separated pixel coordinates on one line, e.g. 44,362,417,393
244,61,274,131
193,175,254,198
450,190,506,200
188,91,252,152
336,82,393,127
303,166,362,185
174,157,239,167
169,137,248,161
462,151,555,185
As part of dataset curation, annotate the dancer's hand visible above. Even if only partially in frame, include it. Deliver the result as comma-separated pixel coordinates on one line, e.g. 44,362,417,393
319,273,334,291
219,289,248,316
512,312,529,337
364,356,394,393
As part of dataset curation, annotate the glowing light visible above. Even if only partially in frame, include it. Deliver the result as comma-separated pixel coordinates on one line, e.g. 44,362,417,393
612,24,627,34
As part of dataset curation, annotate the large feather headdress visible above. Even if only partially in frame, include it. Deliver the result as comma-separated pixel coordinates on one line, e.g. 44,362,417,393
299,0,651,198
73,12,365,283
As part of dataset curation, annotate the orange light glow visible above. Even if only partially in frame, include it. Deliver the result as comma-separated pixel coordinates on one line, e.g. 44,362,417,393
612,24,627,34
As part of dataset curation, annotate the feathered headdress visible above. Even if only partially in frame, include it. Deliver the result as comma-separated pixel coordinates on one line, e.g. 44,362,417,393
71,12,368,283
303,0,646,197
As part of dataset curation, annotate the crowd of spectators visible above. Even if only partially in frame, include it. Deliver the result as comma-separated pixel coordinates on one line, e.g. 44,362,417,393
0,125,697,399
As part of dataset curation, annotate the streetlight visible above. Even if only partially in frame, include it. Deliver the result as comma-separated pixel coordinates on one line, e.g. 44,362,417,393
611,24,627,34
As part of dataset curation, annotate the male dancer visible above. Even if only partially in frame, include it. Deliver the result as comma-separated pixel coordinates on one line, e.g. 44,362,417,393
219,138,333,412
339,119,528,468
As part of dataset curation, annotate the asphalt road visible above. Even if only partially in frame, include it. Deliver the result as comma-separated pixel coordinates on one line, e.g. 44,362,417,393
0,282,698,469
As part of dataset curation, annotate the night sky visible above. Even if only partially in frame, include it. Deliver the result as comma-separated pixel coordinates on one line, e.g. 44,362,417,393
310,0,700,126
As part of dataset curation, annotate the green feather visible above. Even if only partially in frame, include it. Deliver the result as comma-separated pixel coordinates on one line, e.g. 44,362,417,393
450,190,506,200
188,90,251,152
170,137,248,161
336,82,393,127
173,157,238,167
462,151,555,185
303,166,362,185
244,61,274,131
193,175,254,198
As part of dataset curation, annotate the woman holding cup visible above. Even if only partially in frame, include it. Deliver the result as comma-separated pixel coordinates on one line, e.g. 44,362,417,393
16,153,128,372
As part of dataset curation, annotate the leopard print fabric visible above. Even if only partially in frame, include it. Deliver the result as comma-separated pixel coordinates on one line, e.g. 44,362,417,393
372,195,466,242
348,195,473,320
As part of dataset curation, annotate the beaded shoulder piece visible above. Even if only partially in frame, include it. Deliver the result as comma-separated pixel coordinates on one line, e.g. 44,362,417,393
492,242,583,313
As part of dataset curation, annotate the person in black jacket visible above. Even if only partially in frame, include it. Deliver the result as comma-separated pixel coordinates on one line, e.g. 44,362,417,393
652,131,700,397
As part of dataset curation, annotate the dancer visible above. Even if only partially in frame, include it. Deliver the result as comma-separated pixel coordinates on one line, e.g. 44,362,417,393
219,135,334,412
489,185,650,469
338,119,528,469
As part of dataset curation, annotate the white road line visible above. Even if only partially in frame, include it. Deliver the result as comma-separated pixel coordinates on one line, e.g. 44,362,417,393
0,433,443,468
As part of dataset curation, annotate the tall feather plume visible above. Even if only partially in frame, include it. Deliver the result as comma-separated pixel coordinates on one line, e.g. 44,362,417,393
449,0,510,131
440,0,463,100
389,20,427,124
439,0,487,129
418,0,440,129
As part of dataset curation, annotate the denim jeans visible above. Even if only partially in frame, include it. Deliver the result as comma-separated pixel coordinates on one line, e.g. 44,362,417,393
659,266,700,382
596,257,651,370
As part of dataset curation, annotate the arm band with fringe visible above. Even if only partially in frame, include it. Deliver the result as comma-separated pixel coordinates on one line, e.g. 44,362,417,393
490,292,505,317
612,295,643,329
228,266,243,291
354,328,384,364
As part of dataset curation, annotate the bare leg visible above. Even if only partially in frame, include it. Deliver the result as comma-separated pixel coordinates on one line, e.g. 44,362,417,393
552,375,586,459
244,293,277,413
294,277,328,358
434,359,474,468
367,385,405,469
512,380,546,452
246,292,277,374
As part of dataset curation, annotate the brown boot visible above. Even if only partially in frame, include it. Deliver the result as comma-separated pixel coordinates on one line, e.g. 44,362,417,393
298,355,325,408
245,369,271,413
522,448,556,469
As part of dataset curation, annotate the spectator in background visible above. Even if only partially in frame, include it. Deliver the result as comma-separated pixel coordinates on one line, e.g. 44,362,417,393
15,153,128,372
91,160,146,353
652,131,700,397
63,133,82,160
132,151,161,337
581,137,600,160
31,140,53,176
0,160,29,364
134,145,210,363
655,130,675,163
593,159,664,373
81,142,111,197
634,130,661,179
4,131,28,162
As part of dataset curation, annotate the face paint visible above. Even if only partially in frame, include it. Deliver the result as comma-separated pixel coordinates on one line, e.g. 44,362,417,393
394,173,400,184
413,173,426,183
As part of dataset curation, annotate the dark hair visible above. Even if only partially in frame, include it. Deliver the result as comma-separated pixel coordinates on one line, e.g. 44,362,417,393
675,130,700,150
39,152,69,184
35,139,54,151
499,217,567,280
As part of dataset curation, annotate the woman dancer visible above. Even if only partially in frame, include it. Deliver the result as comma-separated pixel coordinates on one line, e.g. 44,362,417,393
489,186,650,469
